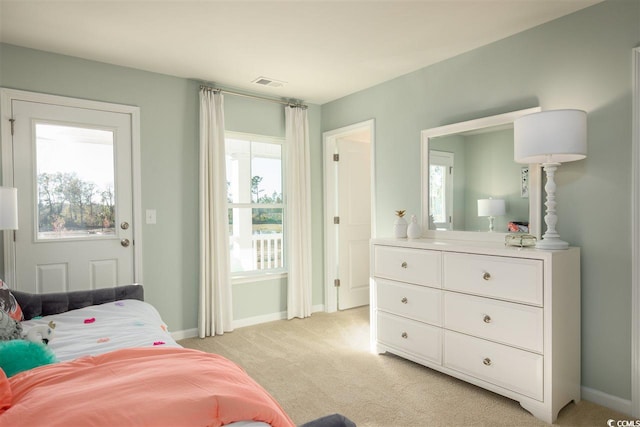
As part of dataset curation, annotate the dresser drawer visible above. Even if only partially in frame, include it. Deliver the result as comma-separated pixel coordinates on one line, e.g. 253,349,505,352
377,278,442,326
444,331,543,401
377,311,442,364
443,292,543,353
443,253,543,306
374,245,441,287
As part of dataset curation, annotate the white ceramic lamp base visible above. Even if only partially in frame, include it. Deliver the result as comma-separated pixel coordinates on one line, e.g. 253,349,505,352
536,163,569,250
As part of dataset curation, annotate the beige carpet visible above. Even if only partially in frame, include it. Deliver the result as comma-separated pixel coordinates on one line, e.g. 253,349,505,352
179,306,627,427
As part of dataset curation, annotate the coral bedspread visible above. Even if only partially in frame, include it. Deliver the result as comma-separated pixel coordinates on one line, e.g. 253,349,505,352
0,347,295,427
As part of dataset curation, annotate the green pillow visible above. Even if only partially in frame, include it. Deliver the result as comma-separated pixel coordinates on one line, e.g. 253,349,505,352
0,340,57,377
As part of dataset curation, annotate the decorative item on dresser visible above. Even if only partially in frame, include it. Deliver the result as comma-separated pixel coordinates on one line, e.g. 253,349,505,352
370,238,580,424
407,214,422,239
393,210,408,238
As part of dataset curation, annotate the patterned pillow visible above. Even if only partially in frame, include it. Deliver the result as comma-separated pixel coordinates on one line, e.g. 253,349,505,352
0,280,23,322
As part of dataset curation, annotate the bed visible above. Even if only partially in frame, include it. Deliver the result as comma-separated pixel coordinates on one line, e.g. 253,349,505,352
0,284,298,427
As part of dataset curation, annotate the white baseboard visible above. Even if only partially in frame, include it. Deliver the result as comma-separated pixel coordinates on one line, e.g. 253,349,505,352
232,304,326,329
581,386,632,416
171,328,198,341
172,304,327,339
232,310,288,329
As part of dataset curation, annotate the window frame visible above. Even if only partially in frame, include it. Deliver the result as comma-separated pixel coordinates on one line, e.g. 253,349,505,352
225,131,287,282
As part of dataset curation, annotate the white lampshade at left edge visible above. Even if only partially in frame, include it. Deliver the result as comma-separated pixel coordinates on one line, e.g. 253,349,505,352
0,187,18,230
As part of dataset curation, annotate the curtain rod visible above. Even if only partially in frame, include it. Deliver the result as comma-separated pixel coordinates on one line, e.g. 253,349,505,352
200,85,308,110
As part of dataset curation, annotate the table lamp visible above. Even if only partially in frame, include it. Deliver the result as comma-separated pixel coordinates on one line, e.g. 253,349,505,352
514,109,587,249
477,197,505,232
0,187,18,230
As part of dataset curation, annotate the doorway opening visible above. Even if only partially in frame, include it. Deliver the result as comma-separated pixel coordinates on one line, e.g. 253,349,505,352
323,119,375,312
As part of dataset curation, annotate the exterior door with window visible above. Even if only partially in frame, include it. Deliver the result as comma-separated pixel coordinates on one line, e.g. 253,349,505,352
8,97,135,293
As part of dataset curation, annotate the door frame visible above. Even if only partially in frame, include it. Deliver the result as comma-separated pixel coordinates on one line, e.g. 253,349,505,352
0,88,143,287
322,119,375,313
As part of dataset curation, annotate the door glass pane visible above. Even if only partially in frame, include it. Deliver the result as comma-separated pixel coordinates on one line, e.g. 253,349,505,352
35,123,116,240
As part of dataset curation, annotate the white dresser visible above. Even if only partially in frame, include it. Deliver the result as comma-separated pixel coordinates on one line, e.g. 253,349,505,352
370,238,580,424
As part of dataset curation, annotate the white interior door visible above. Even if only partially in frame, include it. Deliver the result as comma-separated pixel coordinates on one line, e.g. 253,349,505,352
9,98,135,293
336,137,371,309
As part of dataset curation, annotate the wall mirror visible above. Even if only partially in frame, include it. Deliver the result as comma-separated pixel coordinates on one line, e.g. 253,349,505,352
421,107,542,242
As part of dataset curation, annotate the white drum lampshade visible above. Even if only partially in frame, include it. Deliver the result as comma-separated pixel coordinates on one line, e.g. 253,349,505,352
514,109,587,164
477,198,506,217
514,109,587,249
0,187,18,230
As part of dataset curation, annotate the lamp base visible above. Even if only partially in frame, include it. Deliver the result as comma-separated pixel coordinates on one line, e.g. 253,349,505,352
535,236,569,250
536,162,570,250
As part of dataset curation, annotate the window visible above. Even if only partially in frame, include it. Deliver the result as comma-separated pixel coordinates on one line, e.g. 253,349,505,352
35,123,116,240
429,151,454,230
225,133,285,276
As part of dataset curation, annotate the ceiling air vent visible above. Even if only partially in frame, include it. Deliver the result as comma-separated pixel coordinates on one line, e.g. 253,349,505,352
251,76,286,88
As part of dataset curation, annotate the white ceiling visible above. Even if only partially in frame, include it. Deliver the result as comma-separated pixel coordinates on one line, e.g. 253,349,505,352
0,0,602,105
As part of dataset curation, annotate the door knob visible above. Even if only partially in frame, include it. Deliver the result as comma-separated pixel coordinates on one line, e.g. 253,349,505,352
120,221,129,230
121,238,130,247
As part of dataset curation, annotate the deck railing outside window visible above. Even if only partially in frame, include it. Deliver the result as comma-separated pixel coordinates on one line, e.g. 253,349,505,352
251,233,283,270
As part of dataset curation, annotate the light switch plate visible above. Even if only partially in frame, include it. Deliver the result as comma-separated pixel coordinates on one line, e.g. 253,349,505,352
146,209,156,224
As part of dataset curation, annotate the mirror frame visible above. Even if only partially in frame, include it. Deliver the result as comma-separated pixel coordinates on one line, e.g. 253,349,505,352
421,107,542,242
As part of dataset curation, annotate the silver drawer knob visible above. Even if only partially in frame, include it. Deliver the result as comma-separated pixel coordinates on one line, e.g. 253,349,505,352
483,315,492,323
401,297,408,304
401,262,408,268
482,272,491,281
401,332,408,339
483,358,492,366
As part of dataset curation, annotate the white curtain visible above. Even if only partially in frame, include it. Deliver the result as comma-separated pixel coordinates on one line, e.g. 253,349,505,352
198,88,233,337
285,106,313,319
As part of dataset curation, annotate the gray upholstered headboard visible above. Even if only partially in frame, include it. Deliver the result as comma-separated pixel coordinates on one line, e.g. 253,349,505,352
14,284,144,320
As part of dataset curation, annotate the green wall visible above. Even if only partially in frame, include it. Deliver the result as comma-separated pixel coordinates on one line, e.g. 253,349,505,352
0,43,324,332
321,0,639,402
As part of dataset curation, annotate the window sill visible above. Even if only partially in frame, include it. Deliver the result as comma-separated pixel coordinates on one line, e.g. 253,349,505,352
231,271,288,285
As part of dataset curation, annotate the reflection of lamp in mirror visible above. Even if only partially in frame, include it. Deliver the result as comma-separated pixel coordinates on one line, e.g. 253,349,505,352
514,109,586,250
0,187,18,230
477,198,505,232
